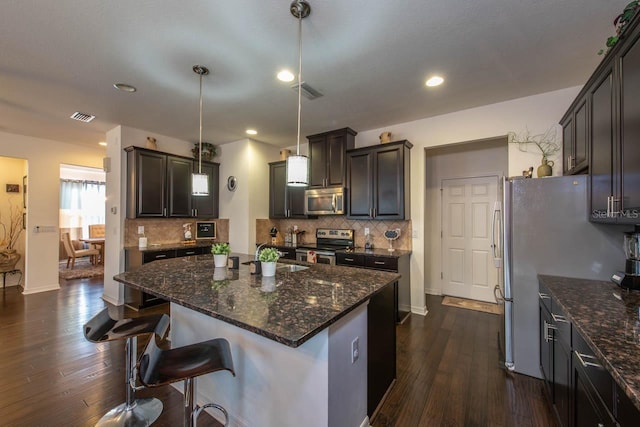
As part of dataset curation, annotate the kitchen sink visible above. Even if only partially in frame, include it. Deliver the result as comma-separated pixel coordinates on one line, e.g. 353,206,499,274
276,263,309,272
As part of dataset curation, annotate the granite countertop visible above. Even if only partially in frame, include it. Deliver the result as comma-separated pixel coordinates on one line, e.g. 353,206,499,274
124,241,216,252
539,275,640,411
114,253,400,348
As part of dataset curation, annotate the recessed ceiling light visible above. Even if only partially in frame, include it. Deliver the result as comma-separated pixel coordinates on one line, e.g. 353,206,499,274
277,70,295,82
425,76,444,87
113,83,137,93
246,129,258,135
99,141,107,146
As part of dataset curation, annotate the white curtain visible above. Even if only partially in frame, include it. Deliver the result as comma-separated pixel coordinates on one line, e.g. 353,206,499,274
60,180,105,238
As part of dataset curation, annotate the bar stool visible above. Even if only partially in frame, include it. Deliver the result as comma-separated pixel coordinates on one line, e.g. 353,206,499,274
83,308,170,426
138,335,235,427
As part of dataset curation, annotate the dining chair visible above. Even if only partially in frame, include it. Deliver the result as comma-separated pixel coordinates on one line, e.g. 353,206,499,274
61,232,99,269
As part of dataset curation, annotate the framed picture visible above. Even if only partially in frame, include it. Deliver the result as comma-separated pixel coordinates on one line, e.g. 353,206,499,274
22,212,26,230
23,175,27,208
6,184,19,193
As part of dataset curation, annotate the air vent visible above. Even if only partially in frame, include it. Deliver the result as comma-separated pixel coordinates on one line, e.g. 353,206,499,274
70,112,96,123
290,81,323,100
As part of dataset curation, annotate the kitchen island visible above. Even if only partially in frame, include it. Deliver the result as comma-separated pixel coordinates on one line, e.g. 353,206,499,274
114,253,400,427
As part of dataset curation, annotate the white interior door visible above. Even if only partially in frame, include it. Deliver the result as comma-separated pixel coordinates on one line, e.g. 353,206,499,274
441,176,498,303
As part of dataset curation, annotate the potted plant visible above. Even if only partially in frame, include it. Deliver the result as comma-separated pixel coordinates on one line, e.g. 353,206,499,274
599,1,640,55
211,242,231,268
508,127,560,177
258,247,280,277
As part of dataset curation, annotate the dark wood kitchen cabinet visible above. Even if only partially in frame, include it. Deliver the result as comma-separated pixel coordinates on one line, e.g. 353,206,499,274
268,161,308,219
125,146,219,219
561,96,589,175
562,12,640,223
307,127,356,188
346,140,412,220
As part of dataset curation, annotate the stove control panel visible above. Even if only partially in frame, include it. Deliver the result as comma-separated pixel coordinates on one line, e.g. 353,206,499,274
316,228,353,239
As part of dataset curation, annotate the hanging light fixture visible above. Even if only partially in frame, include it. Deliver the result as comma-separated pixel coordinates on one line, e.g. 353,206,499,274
286,0,311,187
192,65,210,196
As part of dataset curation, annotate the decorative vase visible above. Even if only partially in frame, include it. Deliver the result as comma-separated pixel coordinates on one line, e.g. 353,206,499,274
146,137,157,150
261,261,277,277
537,157,554,178
214,254,228,268
0,249,21,272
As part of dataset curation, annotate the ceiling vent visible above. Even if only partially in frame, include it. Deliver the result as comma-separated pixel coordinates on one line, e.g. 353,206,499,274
70,111,96,123
291,81,323,100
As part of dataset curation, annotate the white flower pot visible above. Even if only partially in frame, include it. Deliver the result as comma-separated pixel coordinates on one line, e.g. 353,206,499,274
213,267,227,281
213,254,228,268
261,276,276,292
261,261,277,277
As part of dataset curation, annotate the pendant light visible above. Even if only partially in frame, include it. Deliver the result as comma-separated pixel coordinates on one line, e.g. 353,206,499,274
286,0,311,187
192,65,210,196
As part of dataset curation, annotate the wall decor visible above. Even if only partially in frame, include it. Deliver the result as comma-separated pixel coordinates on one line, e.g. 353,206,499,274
227,176,237,192
5,184,19,193
23,175,27,208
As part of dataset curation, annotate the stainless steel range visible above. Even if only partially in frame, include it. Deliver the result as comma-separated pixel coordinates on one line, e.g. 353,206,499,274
295,228,354,265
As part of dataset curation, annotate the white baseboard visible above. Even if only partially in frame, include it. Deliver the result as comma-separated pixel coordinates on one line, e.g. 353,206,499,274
359,415,371,427
101,293,122,306
411,304,428,316
21,283,60,294
425,287,442,296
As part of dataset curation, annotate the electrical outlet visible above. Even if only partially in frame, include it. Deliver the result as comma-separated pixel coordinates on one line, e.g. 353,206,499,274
412,229,418,238
138,226,145,235
351,337,359,363
364,227,370,235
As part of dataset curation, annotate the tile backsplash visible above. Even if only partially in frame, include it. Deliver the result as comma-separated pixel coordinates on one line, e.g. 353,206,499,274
256,217,412,251
124,218,229,247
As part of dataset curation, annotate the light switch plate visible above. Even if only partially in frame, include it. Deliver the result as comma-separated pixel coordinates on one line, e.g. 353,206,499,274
138,226,145,235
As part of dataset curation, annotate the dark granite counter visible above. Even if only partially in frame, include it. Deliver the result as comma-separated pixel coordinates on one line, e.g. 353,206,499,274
114,253,400,348
539,275,640,411
341,248,412,258
124,240,215,253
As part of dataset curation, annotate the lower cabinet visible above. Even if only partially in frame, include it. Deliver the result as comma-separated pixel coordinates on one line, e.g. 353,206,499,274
125,245,210,309
538,282,640,426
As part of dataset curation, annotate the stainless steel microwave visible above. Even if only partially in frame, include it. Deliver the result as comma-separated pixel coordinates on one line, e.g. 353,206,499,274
304,188,344,215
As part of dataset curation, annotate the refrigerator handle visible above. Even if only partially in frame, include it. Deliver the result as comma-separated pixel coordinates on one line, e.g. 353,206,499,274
491,200,502,267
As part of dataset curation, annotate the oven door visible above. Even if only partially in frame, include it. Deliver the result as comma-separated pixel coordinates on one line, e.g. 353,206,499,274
296,250,336,265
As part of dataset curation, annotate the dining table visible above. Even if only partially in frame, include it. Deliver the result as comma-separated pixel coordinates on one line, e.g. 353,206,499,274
80,238,105,264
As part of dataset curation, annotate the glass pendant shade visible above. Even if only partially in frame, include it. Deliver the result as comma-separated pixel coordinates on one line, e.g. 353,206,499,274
286,154,309,187
192,172,209,196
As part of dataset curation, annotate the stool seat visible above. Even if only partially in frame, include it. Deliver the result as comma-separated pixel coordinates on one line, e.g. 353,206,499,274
83,308,170,427
139,336,235,427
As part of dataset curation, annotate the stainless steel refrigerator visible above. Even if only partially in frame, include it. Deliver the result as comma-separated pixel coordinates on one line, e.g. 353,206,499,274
494,174,626,378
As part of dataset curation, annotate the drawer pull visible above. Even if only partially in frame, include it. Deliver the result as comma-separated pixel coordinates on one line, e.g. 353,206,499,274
185,251,195,255
538,292,550,300
155,254,167,259
374,261,386,265
575,351,603,369
551,313,568,323
345,258,355,262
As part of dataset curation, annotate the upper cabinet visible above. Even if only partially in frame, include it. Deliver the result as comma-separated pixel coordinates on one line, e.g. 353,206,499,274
125,146,219,219
307,127,356,188
561,95,589,175
346,140,412,220
268,161,308,219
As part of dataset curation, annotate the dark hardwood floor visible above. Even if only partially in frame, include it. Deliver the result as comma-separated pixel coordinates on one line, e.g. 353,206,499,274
1,280,554,426
0,277,220,427
372,295,556,427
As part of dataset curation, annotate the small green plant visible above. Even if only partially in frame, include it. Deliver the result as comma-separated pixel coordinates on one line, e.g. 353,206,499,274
211,242,231,255
258,247,280,263
599,1,640,55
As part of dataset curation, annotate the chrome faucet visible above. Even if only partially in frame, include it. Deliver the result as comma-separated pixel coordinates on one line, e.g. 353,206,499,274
255,243,267,261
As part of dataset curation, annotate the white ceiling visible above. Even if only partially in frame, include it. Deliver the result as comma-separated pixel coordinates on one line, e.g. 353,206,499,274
0,0,627,148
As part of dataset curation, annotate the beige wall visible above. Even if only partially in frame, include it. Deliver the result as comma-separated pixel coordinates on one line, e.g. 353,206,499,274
354,86,582,314
0,131,104,293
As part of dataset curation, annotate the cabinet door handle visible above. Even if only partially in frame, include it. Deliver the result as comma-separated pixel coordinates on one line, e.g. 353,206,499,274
369,208,373,217
185,251,196,255
373,208,376,218
575,351,603,369
374,261,385,265
163,207,167,217
611,197,620,217
544,321,556,342
345,257,354,262
538,292,550,300
606,196,612,217
551,313,568,323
